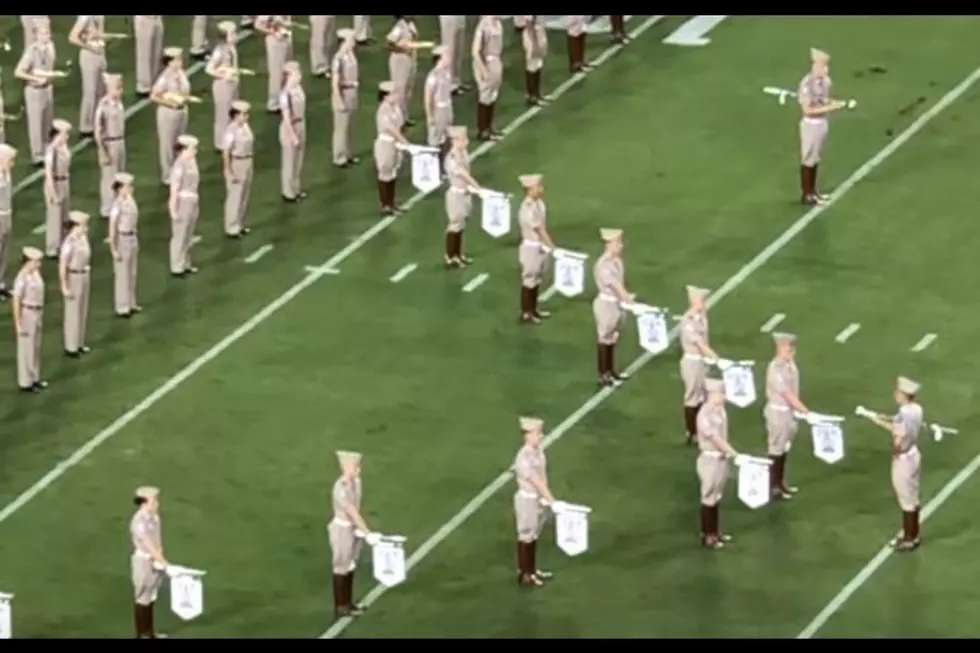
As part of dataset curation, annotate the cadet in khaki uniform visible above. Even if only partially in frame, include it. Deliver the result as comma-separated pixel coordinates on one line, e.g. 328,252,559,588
12,246,47,392
471,15,504,141
134,16,164,97
331,28,360,168
521,16,548,106
60,211,92,357
190,16,210,60
517,174,555,324
423,46,454,169
0,144,15,300
513,416,556,588
168,134,201,277
280,62,307,203
798,47,848,205
438,16,468,95
107,172,141,317
443,126,481,268
374,81,408,216
697,378,741,549
592,229,634,385
387,16,421,126
94,73,126,218
15,21,57,166
764,332,809,499
309,15,336,78
329,450,375,618
43,119,73,258
68,15,107,137
566,16,591,73
679,285,718,444
865,377,924,552
206,21,243,152
130,485,167,638
222,100,254,238
256,16,294,113
150,47,192,185
353,16,372,45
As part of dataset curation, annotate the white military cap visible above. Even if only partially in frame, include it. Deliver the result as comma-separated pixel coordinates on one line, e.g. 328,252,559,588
216,20,237,34
337,27,355,40
600,228,623,242
433,45,447,57
447,125,467,138
810,47,830,62
22,246,42,261
283,60,301,75
379,80,396,93
336,450,363,466
705,378,725,393
177,134,199,148
518,174,542,188
0,143,17,159
163,46,183,58
52,118,72,132
102,72,122,86
134,486,159,500
773,332,796,345
231,100,251,113
519,416,544,431
686,285,710,302
68,210,90,225
897,376,920,395
114,171,134,185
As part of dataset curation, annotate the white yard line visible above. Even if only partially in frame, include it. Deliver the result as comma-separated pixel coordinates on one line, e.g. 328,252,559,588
833,322,861,344
190,234,203,246
540,284,558,302
244,243,274,264
303,265,340,275
461,273,489,293
760,313,786,333
389,263,418,283
320,60,980,639
910,333,937,353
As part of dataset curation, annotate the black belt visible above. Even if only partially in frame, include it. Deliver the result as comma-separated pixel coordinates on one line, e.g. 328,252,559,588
232,155,253,159
68,268,89,274
339,84,357,89
53,176,68,181
103,136,124,142
118,231,137,236
22,304,42,310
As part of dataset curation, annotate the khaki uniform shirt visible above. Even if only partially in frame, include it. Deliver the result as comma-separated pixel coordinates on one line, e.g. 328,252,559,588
95,96,125,140
514,444,547,495
518,198,545,244
799,72,831,117
13,267,44,308
697,403,728,453
331,476,362,525
473,17,503,63
680,311,708,356
593,254,623,299
765,358,799,408
892,403,923,454
17,42,55,88
445,149,470,191
130,509,162,557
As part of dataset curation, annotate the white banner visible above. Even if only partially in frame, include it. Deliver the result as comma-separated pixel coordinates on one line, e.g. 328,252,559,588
554,503,591,557
371,537,407,588
552,249,588,298
810,421,844,464
167,565,206,622
736,456,770,510
480,192,511,238
410,150,441,194
634,305,669,355
0,592,12,640
723,363,757,408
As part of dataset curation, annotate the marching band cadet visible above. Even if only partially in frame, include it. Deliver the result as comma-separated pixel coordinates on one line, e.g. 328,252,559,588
609,16,629,44
387,15,421,127
592,228,634,384
69,15,107,137
222,100,254,238
256,15,294,114
189,16,210,60
438,16,468,95
521,16,548,106
130,486,167,638
309,15,336,78
679,285,718,444
15,20,56,166
12,246,47,392
43,118,73,259
95,73,126,218
443,126,481,268
168,134,201,277
134,16,164,98
0,145,15,299
107,172,141,317
353,16,372,45
280,61,307,203
424,46,454,170
472,15,504,142
206,21,242,152
697,378,741,549
518,174,555,324
764,332,809,499
329,450,375,618
151,47,192,185
865,377,924,552
21,16,48,50
566,16,591,73
60,211,92,357
798,47,847,205
374,81,408,216
331,28,360,168
514,416,556,588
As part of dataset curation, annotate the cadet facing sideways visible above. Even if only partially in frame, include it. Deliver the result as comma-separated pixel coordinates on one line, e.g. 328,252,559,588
516,174,554,323
442,126,481,268
679,285,718,444
68,14,107,137
12,246,47,392
696,377,742,549
94,72,127,218
592,229,633,386
513,416,556,587
764,332,809,499
107,171,142,318
130,485,167,638
279,61,308,203
60,211,93,358
330,28,360,168
329,450,381,618
798,47,849,205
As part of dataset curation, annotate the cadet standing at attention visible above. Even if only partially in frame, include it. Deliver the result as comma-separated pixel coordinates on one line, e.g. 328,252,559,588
471,15,504,141
309,15,336,78
69,15,107,138
679,285,718,444
566,16,591,73
20,16,48,50
331,28,360,168
517,174,555,324
60,210,92,358
443,126,481,268
256,16,294,114
107,172,141,317
353,16,372,45
863,377,924,552
592,229,634,385
94,73,126,218
150,47,192,185
43,118,73,259
15,20,57,167
798,48,847,205
438,16,468,95
513,416,556,588
521,16,548,106
387,15,422,127
697,378,741,549
329,450,375,618
168,134,201,277
130,486,167,638
0,144,15,300
764,332,809,499
206,21,243,152
134,16,164,98
280,61,307,203
222,100,254,239
423,46,454,170
189,16,210,60
373,81,408,216
12,246,47,392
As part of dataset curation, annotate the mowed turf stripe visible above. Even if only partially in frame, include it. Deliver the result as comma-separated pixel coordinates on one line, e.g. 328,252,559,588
321,57,980,639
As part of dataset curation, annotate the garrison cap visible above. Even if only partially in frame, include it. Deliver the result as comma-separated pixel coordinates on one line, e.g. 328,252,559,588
337,27,355,40
135,486,159,500
217,20,237,34
686,285,710,302
231,100,251,113
519,416,544,431
705,378,725,393
447,125,466,138
518,174,542,188
897,376,920,395
52,118,72,132
379,80,396,93
114,171,134,185
177,134,199,148
163,46,183,58
336,450,362,466
103,72,122,86
810,47,830,62
600,228,623,242
22,246,42,261
68,210,90,225
773,332,796,345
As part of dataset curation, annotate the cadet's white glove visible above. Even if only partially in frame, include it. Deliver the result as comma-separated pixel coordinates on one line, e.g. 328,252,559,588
733,453,749,467
855,405,876,420
715,358,733,371
365,532,382,546
550,500,570,513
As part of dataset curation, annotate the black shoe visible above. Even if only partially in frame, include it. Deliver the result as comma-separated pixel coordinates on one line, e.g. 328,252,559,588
171,271,187,279
185,266,199,274
33,380,49,390
20,385,37,393
283,195,298,203
79,345,91,354
65,350,80,358
226,232,243,240
79,131,94,139
117,311,133,319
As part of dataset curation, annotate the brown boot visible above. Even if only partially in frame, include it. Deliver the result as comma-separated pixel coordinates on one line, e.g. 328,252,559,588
346,572,364,614
530,539,552,581
596,343,607,381
567,34,577,71
457,231,471,264
444,232,458,266
134,603,148,638
610,16,628,42
488,102,501,136
812,163,828,200
702,505,722,549
699,504,710,537
524,70,535,105
608,344,628,381
476,103,490,140
332,574,346,616
532,285,549,318
517,542,542,587
520,287,539,323
378,179,388,212
684,406,699,444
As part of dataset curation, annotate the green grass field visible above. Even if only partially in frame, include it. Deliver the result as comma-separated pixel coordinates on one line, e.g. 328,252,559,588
0,14,979,639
